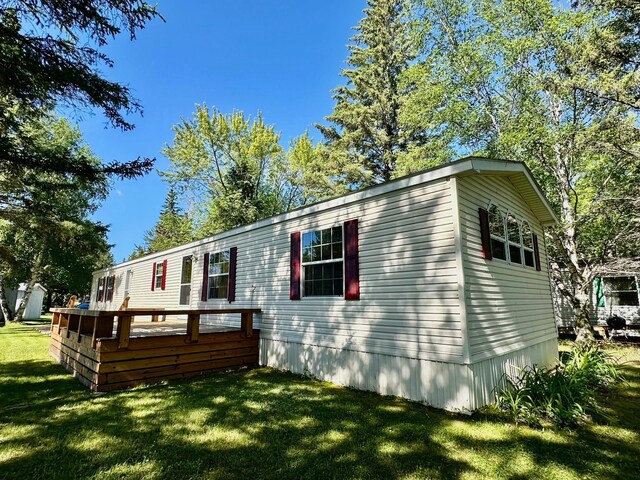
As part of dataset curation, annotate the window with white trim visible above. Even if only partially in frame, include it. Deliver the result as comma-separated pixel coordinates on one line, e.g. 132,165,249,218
507,213,522,265
105,275,115,301
155,262,164,289
603,276,639,306
302,226,343,296
208,250,229,299
521,221,535,268
489,204,507,261
96,277,105,301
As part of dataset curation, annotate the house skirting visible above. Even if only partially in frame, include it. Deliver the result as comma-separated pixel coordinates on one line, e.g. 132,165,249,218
259,336,558,411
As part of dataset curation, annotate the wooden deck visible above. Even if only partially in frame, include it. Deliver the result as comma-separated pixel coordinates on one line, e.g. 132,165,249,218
49,308,261,392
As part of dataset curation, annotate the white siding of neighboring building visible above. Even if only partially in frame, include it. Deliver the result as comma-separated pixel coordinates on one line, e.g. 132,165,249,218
456,174,558,363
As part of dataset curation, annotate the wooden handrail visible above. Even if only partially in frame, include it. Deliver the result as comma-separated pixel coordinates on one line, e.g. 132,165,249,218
50,307,261,350
50,307,261,316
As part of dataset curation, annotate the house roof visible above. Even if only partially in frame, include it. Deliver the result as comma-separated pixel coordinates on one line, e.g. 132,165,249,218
97,157,558,273
455,157,558,225
18,282,47,292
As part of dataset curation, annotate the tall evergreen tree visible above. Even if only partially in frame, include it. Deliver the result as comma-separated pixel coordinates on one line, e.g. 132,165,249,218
0,1,158,185
130,189,194,258
318,0,444,187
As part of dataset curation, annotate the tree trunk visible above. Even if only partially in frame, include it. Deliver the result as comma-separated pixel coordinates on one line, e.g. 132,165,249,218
0,276,12,326
572,283,596,345
46,289,53,310
14,279,35,322
550,145,596,345
0,282,13,327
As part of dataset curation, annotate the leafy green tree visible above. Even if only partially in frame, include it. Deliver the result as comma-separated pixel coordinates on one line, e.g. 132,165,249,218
318,0,446,187
0,114,114,323
286,133,350,205
407,0,640,341
130,189,194,259
163,105,298,236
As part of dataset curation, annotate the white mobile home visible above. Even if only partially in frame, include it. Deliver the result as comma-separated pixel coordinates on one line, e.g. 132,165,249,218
91,157,559,411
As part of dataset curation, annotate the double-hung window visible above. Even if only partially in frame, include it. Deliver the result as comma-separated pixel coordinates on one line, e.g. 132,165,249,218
302,226,343,296
154,262,164,290
208,251,229,299
521,221,535,268
489,205,507,261
105,276,115,302
507,213,522,265
96,277,105,302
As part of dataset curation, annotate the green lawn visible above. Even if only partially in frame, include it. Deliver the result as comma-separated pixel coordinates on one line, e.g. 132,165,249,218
1,323,639,480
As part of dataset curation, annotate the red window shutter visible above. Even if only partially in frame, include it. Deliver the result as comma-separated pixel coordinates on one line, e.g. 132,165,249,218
151,262,156,291
228,247,237,303
201,253,210,301
478,208,493,260
344,219,360,300
533,233,542,271
161,259,167,290
290,232,301,300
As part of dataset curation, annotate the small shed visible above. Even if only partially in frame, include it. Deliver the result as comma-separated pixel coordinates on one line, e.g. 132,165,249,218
15,283,47,320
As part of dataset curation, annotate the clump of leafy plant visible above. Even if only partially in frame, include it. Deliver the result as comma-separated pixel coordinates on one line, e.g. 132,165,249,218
496,346,624,427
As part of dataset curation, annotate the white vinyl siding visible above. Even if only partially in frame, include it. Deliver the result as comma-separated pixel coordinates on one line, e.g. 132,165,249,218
88,159,560,410
456,174,557,362
91,178,462,363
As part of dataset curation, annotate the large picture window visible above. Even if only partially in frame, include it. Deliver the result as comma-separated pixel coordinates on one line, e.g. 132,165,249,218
208,250,229,299
302,226,343,296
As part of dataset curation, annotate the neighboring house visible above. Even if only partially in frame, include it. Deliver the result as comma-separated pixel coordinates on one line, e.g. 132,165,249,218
90,157,559,411
554,268,640,328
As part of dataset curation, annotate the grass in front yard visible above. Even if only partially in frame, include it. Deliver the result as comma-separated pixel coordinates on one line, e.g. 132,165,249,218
1,323,639,480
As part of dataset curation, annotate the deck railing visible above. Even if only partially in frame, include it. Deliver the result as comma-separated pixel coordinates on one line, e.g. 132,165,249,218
50,307,261,350
49,307,262,392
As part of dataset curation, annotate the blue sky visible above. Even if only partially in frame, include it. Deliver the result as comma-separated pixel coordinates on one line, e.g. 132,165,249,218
74,1,367,263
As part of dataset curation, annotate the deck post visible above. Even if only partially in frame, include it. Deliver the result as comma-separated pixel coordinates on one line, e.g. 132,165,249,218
57,312,69,335
50,312,60,333
116,315,132,349
66,314,80,339
78,315,94,343
186,313,200,343
241,312,253,338
92,315,115,349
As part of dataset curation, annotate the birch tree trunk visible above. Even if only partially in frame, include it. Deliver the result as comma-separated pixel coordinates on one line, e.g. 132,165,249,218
14,252,44,323
0,276,13,326
13,279,35,322
552,157,596,344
